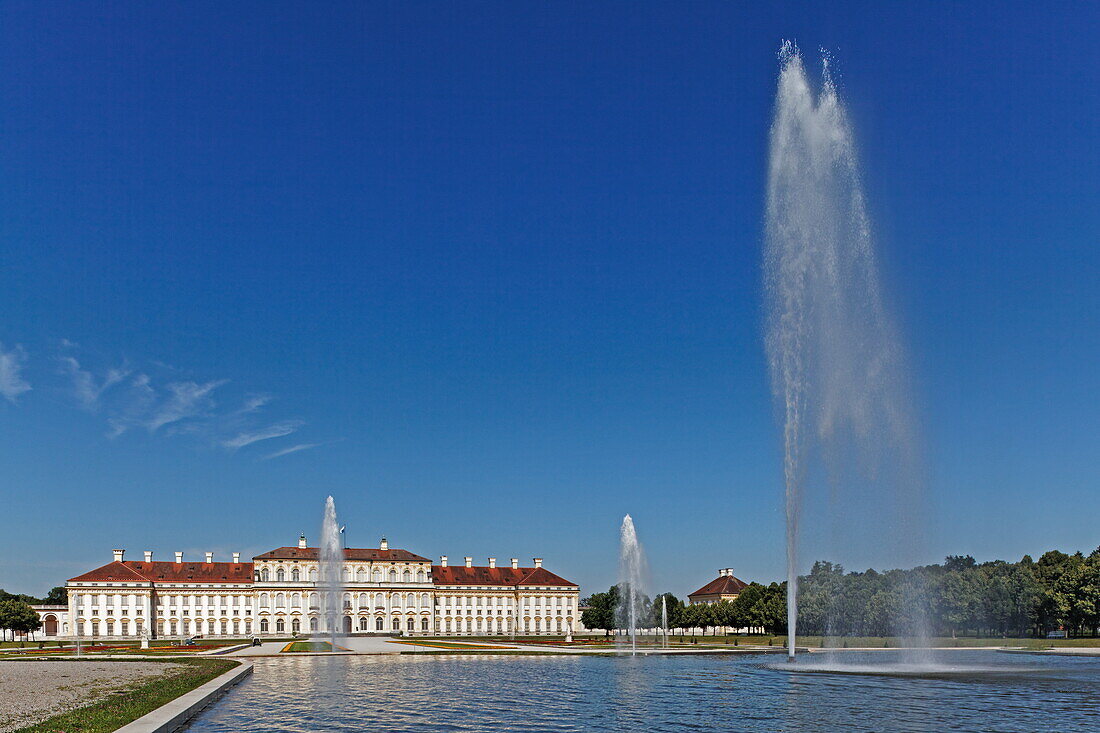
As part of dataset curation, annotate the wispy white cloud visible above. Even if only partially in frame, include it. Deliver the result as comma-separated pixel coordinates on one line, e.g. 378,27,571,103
222,420,303,450
234,394,271,416
0,343,31,402
7,339,318,457
146,380,227,432
59,356,130,409
261,442,323,461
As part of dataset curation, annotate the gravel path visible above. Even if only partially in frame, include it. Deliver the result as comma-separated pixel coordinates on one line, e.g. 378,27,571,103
0,660,185,732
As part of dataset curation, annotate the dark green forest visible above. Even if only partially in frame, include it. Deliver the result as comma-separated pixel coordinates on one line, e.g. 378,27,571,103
583,548,1100,638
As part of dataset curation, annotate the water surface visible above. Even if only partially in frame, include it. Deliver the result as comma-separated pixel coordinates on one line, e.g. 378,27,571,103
186,650,1100,732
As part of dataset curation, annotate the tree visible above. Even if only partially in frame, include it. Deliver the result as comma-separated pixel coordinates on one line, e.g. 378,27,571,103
581,586,619,637
650,593,684,632
42,587,67,605
755,583,787,635
0,599,42,642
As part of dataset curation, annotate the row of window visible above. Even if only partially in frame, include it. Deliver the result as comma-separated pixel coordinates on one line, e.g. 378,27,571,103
257,567,429,583
77,614,573,637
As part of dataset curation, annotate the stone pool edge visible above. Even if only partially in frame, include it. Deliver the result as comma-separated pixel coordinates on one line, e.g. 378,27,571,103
114,660,253,733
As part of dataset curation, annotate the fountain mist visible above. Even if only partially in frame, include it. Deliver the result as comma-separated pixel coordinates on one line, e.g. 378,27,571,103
764,43,925,661
617,514,648,655
318,495,344,647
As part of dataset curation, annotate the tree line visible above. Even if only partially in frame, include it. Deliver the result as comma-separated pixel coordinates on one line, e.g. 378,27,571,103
581,582,788,636
799,549,1100,638
581,547,1100,639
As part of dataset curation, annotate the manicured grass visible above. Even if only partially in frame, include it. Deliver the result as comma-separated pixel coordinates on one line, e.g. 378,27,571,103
665,634,1100,649
391,640,509,650
11,657,237,733
399,649,560,656
282,640,338,652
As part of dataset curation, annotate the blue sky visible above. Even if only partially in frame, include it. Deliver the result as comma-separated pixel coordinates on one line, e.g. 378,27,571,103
1,2,1097,598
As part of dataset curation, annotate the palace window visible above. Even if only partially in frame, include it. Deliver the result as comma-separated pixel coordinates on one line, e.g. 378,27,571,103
389,569,397,582
276,619,285,632
276,569,286,582
421,618,429,631
309,568,318,582
373,568,382,582
292,619,300,633
233,621,240,635
106,621,114,636
310,618,318,632
357,568,367,582
260,619,269,632
402,569,411,582
276,593,285,608
170,621,177,635
417,569,426,582
221,621,228,634
392,618,400,631
261,568,270,582
292,593,301,608
291,569,300,582
407,618,415,631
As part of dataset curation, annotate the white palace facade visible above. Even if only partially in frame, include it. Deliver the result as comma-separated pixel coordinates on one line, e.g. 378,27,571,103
56,535,580,640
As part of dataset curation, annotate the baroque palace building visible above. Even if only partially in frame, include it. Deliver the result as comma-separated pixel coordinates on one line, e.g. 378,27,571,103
59,535,580,640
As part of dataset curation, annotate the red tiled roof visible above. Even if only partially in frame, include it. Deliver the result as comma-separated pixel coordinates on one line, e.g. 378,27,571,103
688,573,749,598
69,561,254,585
253,547,430,562
431,565,577,587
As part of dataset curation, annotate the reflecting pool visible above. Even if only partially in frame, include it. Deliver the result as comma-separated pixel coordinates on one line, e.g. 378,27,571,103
185,650,1100,732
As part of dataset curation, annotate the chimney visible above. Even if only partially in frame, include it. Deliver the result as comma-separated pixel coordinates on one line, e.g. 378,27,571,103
511,558,518,569
298,534,307,549
440,555,448,568
488,558,496,569
718,568,726,577
726,568,734,578
380,536,388,551
175,551,183,563
232,552,241,563
533,558,543,569
113,549,125,563
464,556,473,568
205,552,214,563
144,551,153,563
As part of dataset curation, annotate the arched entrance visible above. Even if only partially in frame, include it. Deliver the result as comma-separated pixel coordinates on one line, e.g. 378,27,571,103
342,616,352,633
43,615,58,636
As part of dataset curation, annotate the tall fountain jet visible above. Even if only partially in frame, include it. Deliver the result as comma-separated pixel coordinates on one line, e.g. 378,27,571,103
617,514,647,656
318,496,345,647
764,42,923,662
661,595,669,649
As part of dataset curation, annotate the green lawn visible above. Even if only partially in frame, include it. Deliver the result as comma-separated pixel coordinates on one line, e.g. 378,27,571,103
662,634,1100,649
12,658,238,733
282,640,337,652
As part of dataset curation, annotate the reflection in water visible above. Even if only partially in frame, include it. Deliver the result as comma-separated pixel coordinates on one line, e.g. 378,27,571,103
185,651,1100,733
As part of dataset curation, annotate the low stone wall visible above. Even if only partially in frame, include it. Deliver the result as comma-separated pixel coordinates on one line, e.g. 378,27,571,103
115,661,252,733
